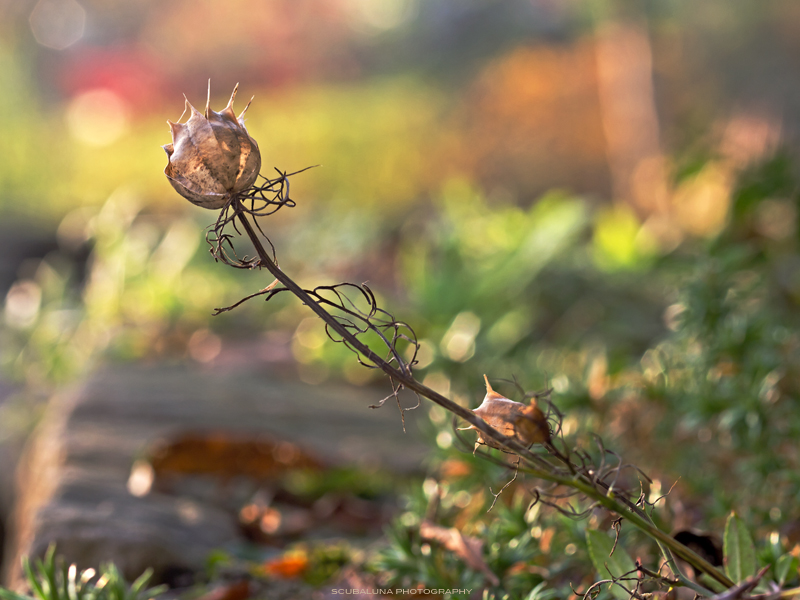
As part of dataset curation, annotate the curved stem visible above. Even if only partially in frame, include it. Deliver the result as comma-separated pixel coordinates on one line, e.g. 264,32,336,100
639,510,712,596
519,466,729,591
234,208,734,592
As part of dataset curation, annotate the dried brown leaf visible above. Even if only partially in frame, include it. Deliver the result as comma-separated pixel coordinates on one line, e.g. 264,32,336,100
419,520,500,586
194,581,251,600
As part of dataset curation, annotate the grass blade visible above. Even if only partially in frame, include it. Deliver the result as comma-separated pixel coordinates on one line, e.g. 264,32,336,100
775,554,798,587
22,558,46,600
0,589,35,600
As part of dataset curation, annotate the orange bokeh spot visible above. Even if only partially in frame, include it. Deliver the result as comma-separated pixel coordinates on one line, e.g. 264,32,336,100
263,552,309,579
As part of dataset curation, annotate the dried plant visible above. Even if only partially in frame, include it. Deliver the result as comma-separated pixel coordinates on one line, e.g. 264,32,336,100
159,86,799,599
189,183,734,597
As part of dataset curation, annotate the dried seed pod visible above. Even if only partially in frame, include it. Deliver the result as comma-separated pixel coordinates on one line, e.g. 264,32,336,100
514,398,551,446
162,82,261,209
460,375,550,450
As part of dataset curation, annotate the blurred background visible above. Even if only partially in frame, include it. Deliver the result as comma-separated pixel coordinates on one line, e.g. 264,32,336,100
2,0,800,595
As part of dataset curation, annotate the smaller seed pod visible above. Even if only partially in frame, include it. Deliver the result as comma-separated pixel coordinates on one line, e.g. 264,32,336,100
162,82,261,209
460,375,551,451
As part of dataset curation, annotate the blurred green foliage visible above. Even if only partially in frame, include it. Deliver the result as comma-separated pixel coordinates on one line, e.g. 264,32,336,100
391,153,800,523
3,144,800,595
3,3,800,595
373,151,800,595
0,544,166,600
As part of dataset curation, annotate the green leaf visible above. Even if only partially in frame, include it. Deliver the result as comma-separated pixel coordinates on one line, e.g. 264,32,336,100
775,554,799,586
0,589,35,600
724,513,757,583
586,529,637,600
22,557,45,600
41,552,60,600
522,582,556,600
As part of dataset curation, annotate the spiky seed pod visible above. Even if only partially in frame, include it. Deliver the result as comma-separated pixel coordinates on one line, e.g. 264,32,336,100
162,82,261,209
459,375,551,451
514,399,551,446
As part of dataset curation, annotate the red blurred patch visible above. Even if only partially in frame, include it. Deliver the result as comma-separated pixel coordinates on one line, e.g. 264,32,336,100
58,45,173,113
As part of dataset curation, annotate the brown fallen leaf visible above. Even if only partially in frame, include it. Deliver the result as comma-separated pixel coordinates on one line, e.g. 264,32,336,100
194,580,252,600
460,375,550,450
419,520,500,586
147,431,324,483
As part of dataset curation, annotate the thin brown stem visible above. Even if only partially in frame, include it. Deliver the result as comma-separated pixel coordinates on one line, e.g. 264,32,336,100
232,205,733,592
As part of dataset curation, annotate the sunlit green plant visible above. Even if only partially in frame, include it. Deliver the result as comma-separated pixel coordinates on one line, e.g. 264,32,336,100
0,545,166,600
152,85,800,597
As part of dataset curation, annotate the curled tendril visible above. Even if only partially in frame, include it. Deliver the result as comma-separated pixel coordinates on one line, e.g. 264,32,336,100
214,282,419,375
214,280,421,427
205,167,313,269
198,165,728,598
207,167,420,425
210,168,651,519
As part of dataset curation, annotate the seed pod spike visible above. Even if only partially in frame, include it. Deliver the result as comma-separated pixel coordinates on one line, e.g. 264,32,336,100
227,83,240,108
184,95,202,118
238,96,254,123
219,83,240,123
175,99,189,124
204,79,212,118
483,374,506,400
168,120,185,137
